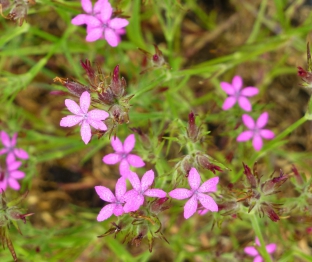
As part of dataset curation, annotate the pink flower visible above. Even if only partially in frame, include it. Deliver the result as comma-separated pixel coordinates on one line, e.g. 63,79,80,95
244,237,276,262
123,170,167,212
0,154,25,191
221,75,258,112
95,177,127,221
74,0,129,47
71,0,105,25
102,134,145,176
60,91,109,144
169,167,219,219
237,112,275,151
0,131,28,160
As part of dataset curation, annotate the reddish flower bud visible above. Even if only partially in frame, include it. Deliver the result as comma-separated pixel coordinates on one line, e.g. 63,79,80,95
110,65,126,98
187,112,199,141
152,44,166,67
80,59,96,85
261,170,288,195
98,89,115,105
110,104,129,124
196,154,222,174
150,197,170,214
260,203,280,222
291,164,303,185
53,77,89,97
129,127,151,149
0,0,10,11
243,163,257,189
7,209,34,224
297,66,312,88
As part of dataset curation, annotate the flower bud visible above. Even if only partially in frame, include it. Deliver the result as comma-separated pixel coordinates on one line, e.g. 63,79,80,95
196,153,222,174
243,163,257,189
110,65,126,98
0,0,10,11
150,197,169,214
98,89,115,105
298,66,312,88
53,77,89,97
110,104,129,124
80,59,96,85
187,112,199,142
291,164,303,185
151,44,166,67
260,203,280,222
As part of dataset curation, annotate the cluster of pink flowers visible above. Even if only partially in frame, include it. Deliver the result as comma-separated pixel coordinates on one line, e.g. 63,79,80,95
0,131,28,191
71,0,129,47
221,76,274,151
96,134,219,220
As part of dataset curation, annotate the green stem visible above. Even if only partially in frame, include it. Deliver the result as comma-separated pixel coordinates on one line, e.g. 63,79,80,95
246,0,268,44
250,215,273,262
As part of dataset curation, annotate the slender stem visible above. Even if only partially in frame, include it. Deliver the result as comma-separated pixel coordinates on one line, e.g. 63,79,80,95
250,215,273,262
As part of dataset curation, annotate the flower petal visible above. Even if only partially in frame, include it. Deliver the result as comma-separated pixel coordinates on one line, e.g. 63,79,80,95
81,0,92,13
86,27,103,42
60,115,83,127
105,28,119,47
127,171,141,191
222,97,236,110
184,195,198,219
8,178,20,190
79,91,90,114
244,246,258,256
7,160,21,171
169,188,192,200
241,87,259,97
113,204,124,216
238,97,252,112
123,134,135,153
115,177,127,200
11,134,17,146
109,18,129,29
127,154,145,168
266,243,276,254
13,148,28,159
1,131,11,147
119,159,130,177
260,129,274,139
9,171,25,179
88,119,107,131
100,0,113,21
252,134,263,151
198,209,209,216
71,14,88,25
65,99,81,115
102,153,122,165
237,131,254,142
188,168,201,190
145,189,167,198
111,136,123,153
256,112,269,128
141,170,154,191
123,191,144,212
80,121,91,144
198,193,218,212
97,204,115,221
94,0,106,13
242,114,255,129
0,148,8,155
220,82,235,95
254,256,263,262
232,75,242,91
198,177,219,193
88,109,109,122
95,186,116,202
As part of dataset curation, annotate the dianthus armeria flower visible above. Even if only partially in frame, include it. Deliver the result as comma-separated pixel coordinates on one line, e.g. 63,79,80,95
103,134,145,176
123,170,167,212
237,112,274,151
0,131,28,160
0,154,25,191
244,237,276,262
60,91,109,144
169,167,219,219
221,75,258,112
95,177,127,221
81,1,129,47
